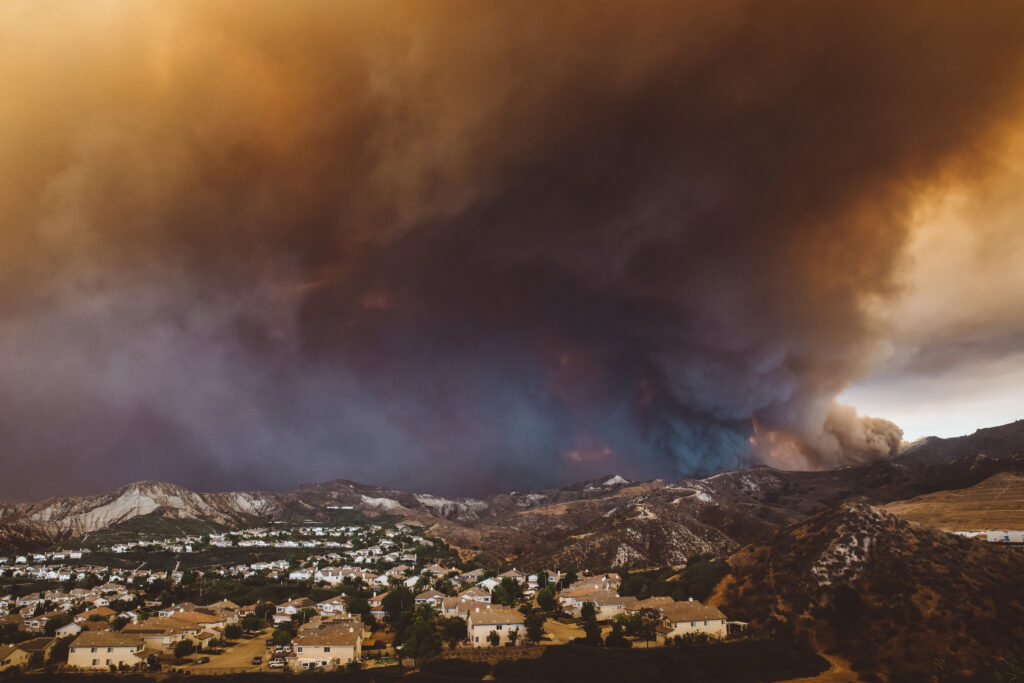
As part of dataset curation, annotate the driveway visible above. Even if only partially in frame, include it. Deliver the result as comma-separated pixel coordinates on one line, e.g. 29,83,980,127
185,629,274,672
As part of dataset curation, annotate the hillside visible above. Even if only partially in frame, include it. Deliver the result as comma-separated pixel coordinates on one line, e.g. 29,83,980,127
1,417,1023,568
884,471,1024,530
895,419,1024,465
716,503,1024,681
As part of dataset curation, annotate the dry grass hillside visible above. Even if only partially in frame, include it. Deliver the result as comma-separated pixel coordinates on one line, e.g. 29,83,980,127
884,472,1024,530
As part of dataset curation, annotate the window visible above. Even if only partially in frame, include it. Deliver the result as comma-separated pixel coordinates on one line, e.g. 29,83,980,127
324,647,331,653
90,647,97,653
297,646,303,653
107,647,113,653
92,659,98,666
704,620,708,626
690,621,695,627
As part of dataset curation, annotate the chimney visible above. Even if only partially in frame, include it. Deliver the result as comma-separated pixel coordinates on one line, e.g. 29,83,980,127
688,597,693,602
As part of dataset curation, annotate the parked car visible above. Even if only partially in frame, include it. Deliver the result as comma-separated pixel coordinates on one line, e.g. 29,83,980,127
195,656,210,664
252,656,262,665
269,660,285,669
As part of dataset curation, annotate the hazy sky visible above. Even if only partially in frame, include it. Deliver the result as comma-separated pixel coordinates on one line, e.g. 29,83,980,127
1,1,1023,499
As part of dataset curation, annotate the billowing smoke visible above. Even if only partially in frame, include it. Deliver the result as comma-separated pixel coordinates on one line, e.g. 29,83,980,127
1,1,1024,498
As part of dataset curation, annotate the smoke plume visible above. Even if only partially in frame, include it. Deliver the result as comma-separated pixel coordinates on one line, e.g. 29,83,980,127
1,1,1024,498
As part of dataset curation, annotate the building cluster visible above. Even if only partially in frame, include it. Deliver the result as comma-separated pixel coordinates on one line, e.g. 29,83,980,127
0,520,731,673
953,530,1024,545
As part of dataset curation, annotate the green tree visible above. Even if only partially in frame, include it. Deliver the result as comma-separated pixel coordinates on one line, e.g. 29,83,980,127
583,619,602,645
111,616,129,632
580,601,597,624
47,636,75,665
173,639,195,660
44,613,73,636
348,595,370,619
496,577,523,606
605,620,631,648
224,623,242,640
77,574,101,589
401,609,442,661
508,628,519,647
241,615,261,632
382,586,415,623
441,617,467,649
537,584,557,612
636,608,660,648
525,611,546,645
271,628,293,646
487,630,500,647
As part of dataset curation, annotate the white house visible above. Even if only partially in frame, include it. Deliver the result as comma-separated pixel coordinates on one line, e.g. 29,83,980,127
67,632,145,670
289,623,361,670
466,605,524,647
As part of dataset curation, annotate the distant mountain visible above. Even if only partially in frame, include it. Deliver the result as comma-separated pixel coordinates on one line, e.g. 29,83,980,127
715,502,1024,680
895,418,1024,464
2,419,1024,562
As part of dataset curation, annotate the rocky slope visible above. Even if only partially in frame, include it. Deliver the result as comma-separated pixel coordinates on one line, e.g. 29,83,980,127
715,503,1024,681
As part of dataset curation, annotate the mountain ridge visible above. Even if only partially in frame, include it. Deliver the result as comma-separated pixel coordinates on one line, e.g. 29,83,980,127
2,419,1022,564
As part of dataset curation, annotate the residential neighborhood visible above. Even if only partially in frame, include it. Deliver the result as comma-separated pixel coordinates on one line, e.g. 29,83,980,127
0,519,737,674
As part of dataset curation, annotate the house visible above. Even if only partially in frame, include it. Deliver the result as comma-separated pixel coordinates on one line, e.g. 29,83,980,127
660,599,727,639
24,612,64,632
120,618,192,651
74,606,116,623
440,597,477,619
17,637,56,662
67,631,146,669
0,644,31,671
316,597,348,615
56,622,83,637
168,610,226,632
288,622,362,670
315,567,345,585
499,569,526,585
275,598,316,623
565,591,638,620
466,604,524,647
476,577,500,593
628,596,677,613
368,593,388,621
238,603,262,617
458,587,491,604
415,590,445,609
460,568,486,583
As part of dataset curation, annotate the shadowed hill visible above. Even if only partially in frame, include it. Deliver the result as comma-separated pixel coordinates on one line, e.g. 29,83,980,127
716,503,1024,681
895,419,1024,465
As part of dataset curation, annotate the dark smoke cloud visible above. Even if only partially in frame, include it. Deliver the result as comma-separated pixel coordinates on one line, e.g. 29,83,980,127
2,0,1024,499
